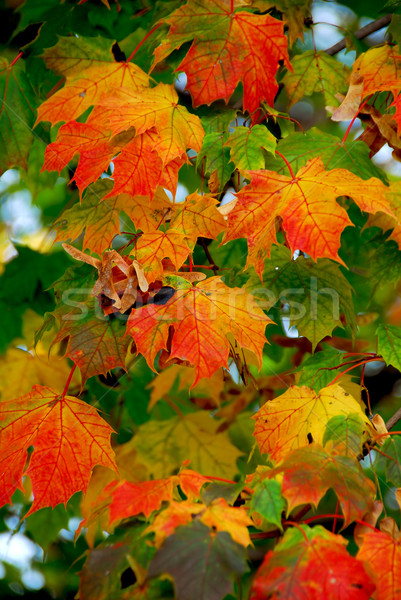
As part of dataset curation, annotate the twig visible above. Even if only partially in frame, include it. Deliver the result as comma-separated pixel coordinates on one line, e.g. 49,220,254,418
199,238,219,274
324,14,392,56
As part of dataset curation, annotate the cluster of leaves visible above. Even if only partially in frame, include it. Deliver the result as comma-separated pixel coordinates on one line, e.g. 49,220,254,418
2,0,401,598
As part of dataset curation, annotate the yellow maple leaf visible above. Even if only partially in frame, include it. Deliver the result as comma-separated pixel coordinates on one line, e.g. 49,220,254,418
253,383,370,463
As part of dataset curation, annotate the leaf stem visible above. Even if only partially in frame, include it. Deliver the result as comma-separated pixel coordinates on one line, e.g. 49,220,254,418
275,150,295,179
301,513,379,531
62,364,77,398
328,357,383,386
341,100,368,143
126,23,163,63
10,51,23,68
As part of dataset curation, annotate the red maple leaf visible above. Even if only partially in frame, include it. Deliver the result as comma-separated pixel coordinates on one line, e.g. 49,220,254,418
0,385,116,515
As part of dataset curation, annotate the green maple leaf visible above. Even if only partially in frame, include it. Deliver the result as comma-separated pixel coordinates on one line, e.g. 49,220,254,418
249,245,356,350
196,131,234,192
377,323,401,371
264,128,388,182
0,57,36,171
49,264,130,385
249,478,284,530
298,347,345,391
226,124,277,170
282,50,350,109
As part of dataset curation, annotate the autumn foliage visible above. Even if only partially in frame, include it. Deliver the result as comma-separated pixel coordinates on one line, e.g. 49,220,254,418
2,0,401,598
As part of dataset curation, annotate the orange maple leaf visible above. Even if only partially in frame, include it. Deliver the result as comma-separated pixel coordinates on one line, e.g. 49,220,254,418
36,35,149,126
108,477,176,524
224,157,395,276
98,83,205,165
133,230,192,283
127,276,271,385
42,83,203,199
108,469,210,525
0,385,116,515
169,192,227,246
152,0,291,120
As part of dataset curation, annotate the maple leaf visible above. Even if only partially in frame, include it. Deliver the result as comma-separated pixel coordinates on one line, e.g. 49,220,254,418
0,56,36,171
52,179,174,255
322,413,370,458
377,323,401,372
78,524,153,600
331,45,401,122
78,441,150,547
224,157,394,276
36,37,149,126
200,497,252,547
253,383,370,462
248,244,356,349
392,93,401,135
108,477,176,524
148,364,224,411
0,347,78,403
248,0,312,45
297,347,346,391
146,496,252,549
375,435,401,487
130,412,243,480
42,83,203,199
282,50,350,109
197,131,235,192
270,443,376,525
98,83,205,165
0,385,116,515
250,525,375,599
50,265,130,384
357,529,401,599
225,125,277,170
43,121,178,200
152,0,291,120
178,468,210,500
147,521,249,600
248,477,284,530
133,230,191,283
86,468,210,532
145,501,203,548
79,537,132,600
264,127,387,181
127,276,271,384
366,180,401,250
52,179,128,255
169,192,227,246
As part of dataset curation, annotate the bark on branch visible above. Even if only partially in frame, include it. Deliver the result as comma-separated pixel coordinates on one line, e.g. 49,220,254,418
324,14,393,56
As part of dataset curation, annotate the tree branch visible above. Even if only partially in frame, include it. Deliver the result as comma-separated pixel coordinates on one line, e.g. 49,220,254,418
324,14,392,56
386,406,401,432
